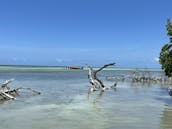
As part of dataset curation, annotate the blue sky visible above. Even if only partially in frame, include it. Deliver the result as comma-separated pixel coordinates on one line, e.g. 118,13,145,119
0,0,172,68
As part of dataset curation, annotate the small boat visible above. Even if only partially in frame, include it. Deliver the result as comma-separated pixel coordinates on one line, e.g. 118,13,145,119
66,66,83,70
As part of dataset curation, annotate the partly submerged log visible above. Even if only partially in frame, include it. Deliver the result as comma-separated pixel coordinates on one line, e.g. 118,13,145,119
16,87,41,95
0,89,18,100
87,63,115,92
0,79,40,101
0,91,15,100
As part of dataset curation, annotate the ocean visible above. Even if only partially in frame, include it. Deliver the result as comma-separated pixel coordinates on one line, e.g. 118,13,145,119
0,66,172,129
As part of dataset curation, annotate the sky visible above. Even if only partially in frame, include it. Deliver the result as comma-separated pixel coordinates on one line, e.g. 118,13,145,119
0,0,172,68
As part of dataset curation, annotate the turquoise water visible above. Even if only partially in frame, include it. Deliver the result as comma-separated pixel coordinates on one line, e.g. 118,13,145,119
0,65,161,71
0,69,172,129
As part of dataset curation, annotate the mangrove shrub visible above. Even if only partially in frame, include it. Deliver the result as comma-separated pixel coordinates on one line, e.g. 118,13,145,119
159,19,172,76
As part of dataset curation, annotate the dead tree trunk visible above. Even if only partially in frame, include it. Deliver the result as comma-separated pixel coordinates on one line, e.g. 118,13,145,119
87,63,115,92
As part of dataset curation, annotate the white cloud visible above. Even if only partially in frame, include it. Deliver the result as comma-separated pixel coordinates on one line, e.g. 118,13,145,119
55,58,63,63
154,57,159,62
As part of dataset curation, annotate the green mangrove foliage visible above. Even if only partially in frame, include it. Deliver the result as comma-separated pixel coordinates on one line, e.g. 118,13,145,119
159,19,172,76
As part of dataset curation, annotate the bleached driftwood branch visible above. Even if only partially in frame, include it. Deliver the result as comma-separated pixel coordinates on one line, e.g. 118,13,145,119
0,79,14,92
16,87,41,95
0,79,40,101
87,63,115,92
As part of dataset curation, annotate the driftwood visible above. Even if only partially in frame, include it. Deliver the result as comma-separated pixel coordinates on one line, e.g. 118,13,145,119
87,63,115,92
105,69,172,85
0,79,15,100
15,87,41,95
0,79,40,101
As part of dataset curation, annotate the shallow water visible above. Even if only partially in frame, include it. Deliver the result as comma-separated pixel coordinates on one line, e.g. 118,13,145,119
0,70,172,129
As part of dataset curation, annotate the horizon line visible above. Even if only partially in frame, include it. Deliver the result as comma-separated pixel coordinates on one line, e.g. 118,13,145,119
0,64,161,69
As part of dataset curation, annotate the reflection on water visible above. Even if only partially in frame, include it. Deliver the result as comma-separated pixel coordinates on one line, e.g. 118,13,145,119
160,105,172,129
0,70,172,129
87,90,105,112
